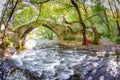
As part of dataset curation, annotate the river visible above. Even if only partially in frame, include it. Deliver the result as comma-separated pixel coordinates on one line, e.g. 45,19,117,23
0,40,120,80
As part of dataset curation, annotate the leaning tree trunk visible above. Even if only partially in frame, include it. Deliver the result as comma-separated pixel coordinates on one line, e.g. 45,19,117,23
19,27,34,49
92,27,100,44
0,0,10,46
0,0,10,30
70,0,87,45
2,0,19,49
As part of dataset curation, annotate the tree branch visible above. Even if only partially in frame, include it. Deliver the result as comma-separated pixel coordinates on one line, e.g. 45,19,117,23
84,13,103,22
36,4,42,21
108,0,115,18
0,0,10,30
63,13,104,25
2,0,19,48
39,0,50,4
116,0,120,5
113,0,119,19
63,16,80,24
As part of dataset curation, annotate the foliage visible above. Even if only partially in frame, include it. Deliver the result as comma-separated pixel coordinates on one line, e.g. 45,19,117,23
6,36,12,47
14,5,39,27
33,27,57,40
0,0,120,47
63,36,75,41
115,37,120,44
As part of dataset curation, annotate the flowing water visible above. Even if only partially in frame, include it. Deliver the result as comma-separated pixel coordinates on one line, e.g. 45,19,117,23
0,40,120,80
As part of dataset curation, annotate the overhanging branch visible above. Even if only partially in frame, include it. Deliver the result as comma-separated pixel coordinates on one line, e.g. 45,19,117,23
84,13,103,22
39,0,50,4
63,13,104,24
63,16,80,24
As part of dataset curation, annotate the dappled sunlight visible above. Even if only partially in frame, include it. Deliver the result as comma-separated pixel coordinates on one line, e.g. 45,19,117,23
96,51,106,56
107,60,118,77
24,40,36,49
84,51,120,80
99,76,104,80
0,0,120,80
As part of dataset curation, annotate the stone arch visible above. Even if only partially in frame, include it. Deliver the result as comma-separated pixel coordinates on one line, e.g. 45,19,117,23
11,20,82,49
11,21,61,48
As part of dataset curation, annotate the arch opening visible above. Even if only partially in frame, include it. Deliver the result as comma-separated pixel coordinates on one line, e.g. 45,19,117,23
23,27,58,49
25,27,58,41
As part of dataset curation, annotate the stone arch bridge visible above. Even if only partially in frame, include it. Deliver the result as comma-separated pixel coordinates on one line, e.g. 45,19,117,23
11,20,82,49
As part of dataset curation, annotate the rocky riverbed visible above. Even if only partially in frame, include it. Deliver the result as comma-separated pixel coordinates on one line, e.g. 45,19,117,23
0,40,120,80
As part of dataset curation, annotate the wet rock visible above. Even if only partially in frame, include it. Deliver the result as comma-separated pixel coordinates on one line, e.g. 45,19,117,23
115,48,120,54
83,60,120,80
0,59,24,80
96,51,106,57
69,72,81,80
0,49,3,53
1,47,16,58
0,59,40,80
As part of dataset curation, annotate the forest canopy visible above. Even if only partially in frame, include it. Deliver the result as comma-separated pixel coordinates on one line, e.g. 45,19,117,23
0,0,120,49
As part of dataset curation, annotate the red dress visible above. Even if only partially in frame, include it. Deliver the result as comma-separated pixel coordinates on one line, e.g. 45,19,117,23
86,38,89,47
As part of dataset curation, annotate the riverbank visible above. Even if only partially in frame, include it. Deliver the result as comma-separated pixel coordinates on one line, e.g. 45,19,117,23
59,39,120,52
0,47,16,64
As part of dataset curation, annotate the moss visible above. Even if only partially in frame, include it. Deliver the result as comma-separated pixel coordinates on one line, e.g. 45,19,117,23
63,36,75,41
6,37,12,47
71,29,79,34
115,37,120,44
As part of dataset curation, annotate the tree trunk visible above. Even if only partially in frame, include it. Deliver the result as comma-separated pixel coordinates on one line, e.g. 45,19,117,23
113,0,120,37
0,0,10,30
82,0,100,44
2,0,19,49
0,0,10,46
108,0,120,37
116,21,120,36
103,10,110,37
92,27,100,44
19,27,34,49
70,0,86,45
